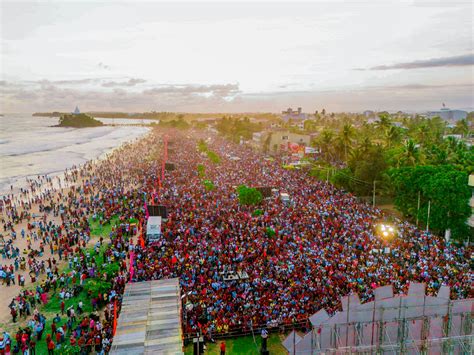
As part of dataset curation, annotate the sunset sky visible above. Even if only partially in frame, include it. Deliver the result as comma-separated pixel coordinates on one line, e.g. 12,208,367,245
1,0,473,113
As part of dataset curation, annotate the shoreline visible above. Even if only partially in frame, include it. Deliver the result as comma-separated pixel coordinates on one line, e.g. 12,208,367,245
0,128,150,199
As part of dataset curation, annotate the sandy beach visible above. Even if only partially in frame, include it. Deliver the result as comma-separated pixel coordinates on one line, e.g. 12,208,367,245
0,143,135,327
0,175,86,325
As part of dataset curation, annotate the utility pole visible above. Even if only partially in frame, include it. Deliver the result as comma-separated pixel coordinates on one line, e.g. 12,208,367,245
372,180,376,208
416,191,421,227
426,200,431,232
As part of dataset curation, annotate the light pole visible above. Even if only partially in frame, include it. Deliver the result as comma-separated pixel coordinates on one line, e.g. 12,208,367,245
426,200,431,232
416,191,421,227
372,180,376,208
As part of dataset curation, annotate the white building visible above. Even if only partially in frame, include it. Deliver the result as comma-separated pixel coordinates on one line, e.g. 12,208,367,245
427,106,467,122
73,106,81,115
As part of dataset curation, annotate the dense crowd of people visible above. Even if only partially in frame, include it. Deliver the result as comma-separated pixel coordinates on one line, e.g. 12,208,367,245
0,127,471,352
126,130,472,339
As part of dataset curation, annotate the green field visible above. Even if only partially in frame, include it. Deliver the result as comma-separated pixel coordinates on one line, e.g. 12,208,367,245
184,333,288,354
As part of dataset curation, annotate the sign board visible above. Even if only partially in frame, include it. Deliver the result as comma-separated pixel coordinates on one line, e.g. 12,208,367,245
305,146,318,154
146,216,162,241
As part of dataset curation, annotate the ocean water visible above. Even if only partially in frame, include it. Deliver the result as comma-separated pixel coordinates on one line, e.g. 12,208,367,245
0,114,149,196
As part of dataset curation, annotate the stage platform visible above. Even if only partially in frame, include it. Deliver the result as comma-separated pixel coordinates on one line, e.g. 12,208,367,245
110,278,183,355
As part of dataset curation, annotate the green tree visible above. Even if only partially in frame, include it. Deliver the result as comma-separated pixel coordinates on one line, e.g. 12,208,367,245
390,165,470,240
375,112,392,132
203,180,215,191
384,126,401,148
347,146,388,195
357,136,372,154
84,279,111,295
338,123,354,161
396,139,423,167
315,129,335,162
197,139,208,152
415,123,431,146
197,164,206,177
237,185,263,205
207,151,221,164
454,119,470,138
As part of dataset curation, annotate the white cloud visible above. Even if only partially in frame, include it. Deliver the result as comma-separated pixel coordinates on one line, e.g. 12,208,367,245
1,1,472,112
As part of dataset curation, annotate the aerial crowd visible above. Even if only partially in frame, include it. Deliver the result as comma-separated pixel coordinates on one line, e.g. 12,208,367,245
0,127,472,353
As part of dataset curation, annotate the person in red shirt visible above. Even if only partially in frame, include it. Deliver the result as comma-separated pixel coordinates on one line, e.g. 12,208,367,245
55,331,61,347
220,341,226,355
46,334,55,355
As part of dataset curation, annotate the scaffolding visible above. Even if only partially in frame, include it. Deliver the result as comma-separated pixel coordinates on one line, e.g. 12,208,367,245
284,283,473,354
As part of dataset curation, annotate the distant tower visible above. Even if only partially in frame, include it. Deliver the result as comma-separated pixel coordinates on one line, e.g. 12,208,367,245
73,106,80,115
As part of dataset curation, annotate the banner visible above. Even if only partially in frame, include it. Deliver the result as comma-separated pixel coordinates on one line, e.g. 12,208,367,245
288,142,305,154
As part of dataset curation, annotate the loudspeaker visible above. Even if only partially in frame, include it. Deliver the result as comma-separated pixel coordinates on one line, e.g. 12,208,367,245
147,205,168,218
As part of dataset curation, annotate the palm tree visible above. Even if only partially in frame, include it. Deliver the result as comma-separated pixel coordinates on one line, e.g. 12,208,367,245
454,119,470,138
384,126,401,148
416,123,431,146
338,123,354,161
375,113,392,131
427,116,446,143
358,135,372,154
426,145,448,165
397,139,422,167
317,129,335,162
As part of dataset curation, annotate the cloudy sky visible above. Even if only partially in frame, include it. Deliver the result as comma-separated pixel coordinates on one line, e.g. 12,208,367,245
1,0,473,113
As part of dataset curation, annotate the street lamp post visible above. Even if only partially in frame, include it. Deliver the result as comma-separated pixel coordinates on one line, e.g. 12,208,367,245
426,200,431,232
372,180,376,208
416,191,421,227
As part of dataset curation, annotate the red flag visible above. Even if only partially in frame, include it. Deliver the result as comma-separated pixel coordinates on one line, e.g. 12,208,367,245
139,232,145,248
113,300,118,335
144,200,149,220
129,251,135,282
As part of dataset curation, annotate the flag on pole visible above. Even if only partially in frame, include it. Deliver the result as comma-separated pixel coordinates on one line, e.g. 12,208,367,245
144,199,149,220
139,230,145,248
113,299,118,335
